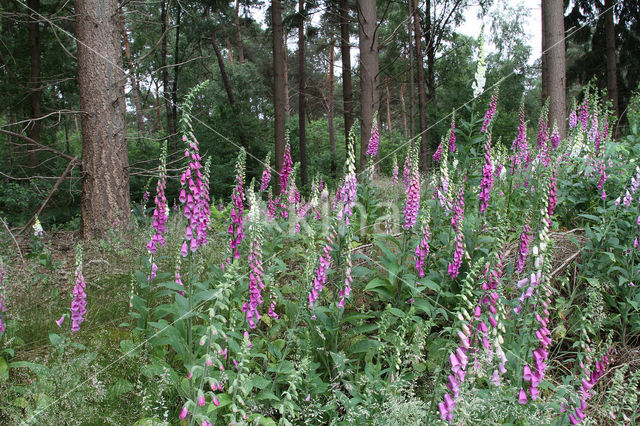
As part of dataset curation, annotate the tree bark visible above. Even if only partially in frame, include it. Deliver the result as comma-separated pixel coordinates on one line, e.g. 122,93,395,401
171,4,182,133
358,0,380,170
226,38,234,65
210,32,236,106
329,39,337,179
284,32,291,120
542,0,567,139
407,1,415,140
27,0,41,168
400,80,408,138
76,0,130,238
235,0,245,64
339,0,354,150
120,11,145,136
160,0,176,141
604,0,619,120
541,8,548,104
425,0,436,157
273,0,286,194
412,0,429,171
298,0,307,186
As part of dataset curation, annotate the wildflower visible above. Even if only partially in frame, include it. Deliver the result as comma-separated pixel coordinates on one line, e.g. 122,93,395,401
550,124,561,150
280,140,293,194
242,237,264,328
432,139,443,163
451,187,465,232
198,395,206,407
336,131,358,226
33,216,44,237
511,105,529,175
366,114,379,157
268,302,278,319
482,90,498,133
414,221,431,277
516,219,532,273
338,250,352,309
70,248,87,332
518,388,528,404
260,152,271,191
448,113,456,153
147,143,169,254
447,232,464,279
179,406,188,419
391,155,399,186
578,96,589,131
212,395,220,407
402,164,421,230
479,139,493,212
55,315,64,327
569,108,578,130
548,172,558,219
229,149,246,260
0,262,6,333
309,227,338,308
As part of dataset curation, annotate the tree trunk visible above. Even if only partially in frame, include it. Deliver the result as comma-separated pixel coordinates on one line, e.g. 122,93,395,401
385,77,392,133
27,0,41,168
161,0,176,141
329,39,337,179
358,0,380,170
604,0,619,121
400,80,408,138
171,4,181,133
154,80,163,132
542,0,567,139
425,0,436,161
76,0,130,238
407,0,415,140
284,32,291,120
340,0,354,149
235,0,245,64
227,38,234,65
541,9,548,103
120,11,145,136
412,0,429,171
273,0,286,194
298,0,307,186
211,32,236,106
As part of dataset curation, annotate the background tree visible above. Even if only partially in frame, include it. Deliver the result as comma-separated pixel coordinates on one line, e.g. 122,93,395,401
542,0,567,138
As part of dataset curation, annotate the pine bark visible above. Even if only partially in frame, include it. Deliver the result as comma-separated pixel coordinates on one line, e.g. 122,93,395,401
541,0,567,138
400,80,408,138
407,1,414,140
385,77,392,133
298,0,307,186
339,0,354,149
171,4,181,133
604,0,619,120
160,0,176,141
76,0,130,238
358,0,380,170
235,0,245,64
284,33,291,120
273,0,286,194
329,39,337,179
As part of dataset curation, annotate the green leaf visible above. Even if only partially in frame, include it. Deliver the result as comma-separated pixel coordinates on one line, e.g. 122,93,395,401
348,339,380,355
0,356,8,381
110,379,134,397
49,333,63,347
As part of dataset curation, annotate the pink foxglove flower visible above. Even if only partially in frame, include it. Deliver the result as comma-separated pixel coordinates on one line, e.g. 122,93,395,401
366,116,379,157
336,133,357,226
516,220,532,273
260,153,271,191
479,139,493,212
511,106,529,175
447,232,464,279
391,155,399,186
432,140,443,163
578,96,589,131
414,222,431,277
569,109,578,130
280,141,293,194
402,165,421,230
482,91,498,133
242,236,264,328
229,149,246,260
448,114,457,153
309,227,337,308
147,143,169,254
71,251,87,332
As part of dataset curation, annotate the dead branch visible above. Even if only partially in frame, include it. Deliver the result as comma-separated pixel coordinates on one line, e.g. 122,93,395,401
0,128,77,163
0,217,25,266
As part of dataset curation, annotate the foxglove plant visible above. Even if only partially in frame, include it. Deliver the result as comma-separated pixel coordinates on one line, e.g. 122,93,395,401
146,142,168,255
260,152,271,191
70,245,87,332
511,104,529,175
433,138,444,163
448,112,457,153
391,155,399,186
336,130,357,226
403,144,413,189
481,90,498,133
242,190,265,329
402,154,421,230
550,123,561,150
448,187,465,279
516,218,532,274
414,216,431,278
229,149,246,260
280,139,293,195
566,348,614,424
578,94,589,132
479,137,494,213
308,226,337,309
0,260,5,333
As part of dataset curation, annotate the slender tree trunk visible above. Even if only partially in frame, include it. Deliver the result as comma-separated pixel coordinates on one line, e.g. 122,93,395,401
211,32,236,106
284,32,291,120
120,11,145,136
27,0,41,168
329,39,336,179
542,0,567,139
358,0,380,170
407,0,415,140
298,0,308,186
541,9,548,103
400,80,408,138
385,77,392,133
340,0,354,149
76,0,130,238
412,0,428,171
425,0,436,156
155,80,163,132
273,0,286,194
160,0,176,141
604,0,619,121
226,38,234,65
171,4,181,132
235,0,245,64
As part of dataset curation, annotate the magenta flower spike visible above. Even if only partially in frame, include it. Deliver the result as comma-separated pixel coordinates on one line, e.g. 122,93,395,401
448,113,457,153
479,138,494,212
0,261,6,333
518,388,528,404
146,143,169,254
432,140,443,163
414,221,431,277
402,164,421,230
280,141,293,195
336,130,358,226
243,235,264,329
391,155,399,186
482,90,498,133
70,246,87,332
366,115,380,157
260,152,271,191
516,219,532,273
229,149,247,260
510,105,529,175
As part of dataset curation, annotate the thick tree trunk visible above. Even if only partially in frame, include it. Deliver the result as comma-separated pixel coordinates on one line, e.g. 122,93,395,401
120,12,145,136
604,0,619,121
339,0,354,149
27,0,41,168
171,4,181,133
412,0,429,171
298,0,307,186
358,0,380,170
273,0,286,194
235,0,245,64
541,9,548,103
160,0,176,141
329,39,336,179
425,0,436,163
284,33,291,120
542,0,567,139
76,0,130,238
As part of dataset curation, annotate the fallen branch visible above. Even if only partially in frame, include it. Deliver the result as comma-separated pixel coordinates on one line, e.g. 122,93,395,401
550,251,581,279
0,217,25,266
